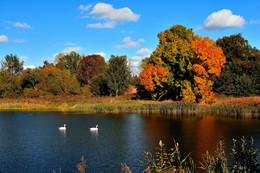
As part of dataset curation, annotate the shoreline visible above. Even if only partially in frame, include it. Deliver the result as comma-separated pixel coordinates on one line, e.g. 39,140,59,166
0,95,259,118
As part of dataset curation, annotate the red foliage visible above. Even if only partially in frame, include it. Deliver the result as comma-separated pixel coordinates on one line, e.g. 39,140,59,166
77,55,106,85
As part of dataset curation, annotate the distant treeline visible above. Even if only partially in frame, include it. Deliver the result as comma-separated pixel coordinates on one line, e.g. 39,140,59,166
0,25,259,102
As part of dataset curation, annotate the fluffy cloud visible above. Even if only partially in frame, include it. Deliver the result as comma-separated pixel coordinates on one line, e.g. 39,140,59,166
136,48,152,57
87,3,140,28
62,46,83,53
24,65,36,69
95,52,106,58
0,35,8,42
115,37,145,49
129,48,152,74
5,21,32,29
203,9,245,31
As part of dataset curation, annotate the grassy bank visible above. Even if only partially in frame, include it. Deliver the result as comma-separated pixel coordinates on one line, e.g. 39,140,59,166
0,95,259,117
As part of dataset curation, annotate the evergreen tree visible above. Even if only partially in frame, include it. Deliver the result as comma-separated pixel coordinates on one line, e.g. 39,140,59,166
106,55,131,97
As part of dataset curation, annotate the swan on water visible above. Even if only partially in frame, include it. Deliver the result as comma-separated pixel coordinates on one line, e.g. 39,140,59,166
59,124,66,130
89,125,98,131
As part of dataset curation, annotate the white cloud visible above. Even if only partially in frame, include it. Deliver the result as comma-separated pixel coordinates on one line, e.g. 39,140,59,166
128,57,142,74
87,3,140,28
24,65,36,69
136,48,152,57
0,35,8,42
20,56,29,62
95,52,106,58
62,46,83,53
6,21,32,29
87,22,116,29
203,9,245,31
78,4,92,13
116,37,145,49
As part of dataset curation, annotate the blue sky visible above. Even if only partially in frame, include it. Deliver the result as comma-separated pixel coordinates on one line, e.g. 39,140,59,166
1,0,259,73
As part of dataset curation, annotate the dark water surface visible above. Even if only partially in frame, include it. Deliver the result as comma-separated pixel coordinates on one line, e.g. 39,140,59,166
0,112,259,173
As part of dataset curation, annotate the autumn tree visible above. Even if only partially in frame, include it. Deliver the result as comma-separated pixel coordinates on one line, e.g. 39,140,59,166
37,65,82,95
139,64,169,100
55,51,82,75
191,36,226,103
214,34,260,96
77,54,106,85
106,55,131,97
1,54,24,76
139,25,226,103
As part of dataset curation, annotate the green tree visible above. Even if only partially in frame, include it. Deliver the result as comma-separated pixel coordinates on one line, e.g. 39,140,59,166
0,70,22,98
214,34,260,96
1,54,24,76
106,55,131,97
21,68,41,89
55,51,82,75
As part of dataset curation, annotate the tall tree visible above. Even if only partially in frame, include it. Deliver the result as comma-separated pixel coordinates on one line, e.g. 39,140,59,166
106,55,131,97
214,34,260,96
55,51,82,75
77,54,106,85
1,54,24,76
139,25,226,103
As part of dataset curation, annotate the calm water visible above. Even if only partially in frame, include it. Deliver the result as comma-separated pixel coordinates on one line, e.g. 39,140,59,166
0,112,259,173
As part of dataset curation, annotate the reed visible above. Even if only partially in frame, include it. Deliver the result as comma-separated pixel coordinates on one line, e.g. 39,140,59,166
0,95,259,117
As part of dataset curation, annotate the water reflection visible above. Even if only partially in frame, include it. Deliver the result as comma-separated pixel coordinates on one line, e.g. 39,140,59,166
90,130,98,137
0,112,259,173
59,128,67,137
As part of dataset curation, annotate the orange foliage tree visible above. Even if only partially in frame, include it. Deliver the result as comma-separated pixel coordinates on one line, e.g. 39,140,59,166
139,64,169,100
139,25,226,103
191,36,226,103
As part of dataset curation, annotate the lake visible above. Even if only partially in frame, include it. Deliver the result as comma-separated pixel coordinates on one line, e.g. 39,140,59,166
0,112,259,173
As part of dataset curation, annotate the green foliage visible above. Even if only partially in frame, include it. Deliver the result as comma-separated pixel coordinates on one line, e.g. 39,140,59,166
214,34,260,96
55,51,82,75
89,74,109,97
106,55,131,97
0,70,23,98
1,54,24,76
139,25,225,103
21,68,41,89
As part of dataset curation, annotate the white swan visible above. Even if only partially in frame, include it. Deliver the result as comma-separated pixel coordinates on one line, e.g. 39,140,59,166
89,125,98,131
59,124,66,130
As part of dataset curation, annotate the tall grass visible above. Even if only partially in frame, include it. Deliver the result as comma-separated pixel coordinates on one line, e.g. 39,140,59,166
0,95,259,117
